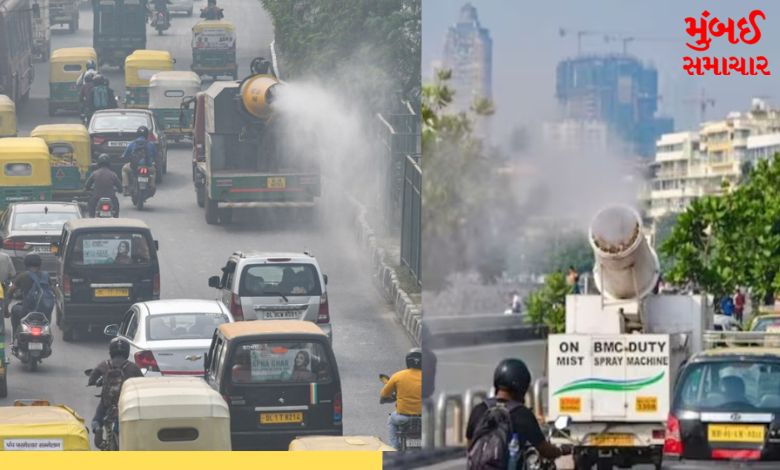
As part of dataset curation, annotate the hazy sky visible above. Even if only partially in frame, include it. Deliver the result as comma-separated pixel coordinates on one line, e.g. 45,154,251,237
423,1,780,142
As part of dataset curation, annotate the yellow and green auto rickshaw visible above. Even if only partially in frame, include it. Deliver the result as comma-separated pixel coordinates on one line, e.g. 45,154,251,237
124,50,175,109
149,71,201,144
0,400,90,450
0,138,54,211
0,95,17,138
30,124,91,201
49,47,97,116
191,20,237,80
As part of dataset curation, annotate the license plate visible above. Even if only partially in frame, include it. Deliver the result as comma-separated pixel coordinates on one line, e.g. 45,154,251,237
404,438,422,448
94,288,129,298
267,177,286,189
263,311,299,320
137,177,149,183
260,412,303,424
588,434,635,447
28,342,43,350
708,424,765,443
107,141,129,147
31,245,50,253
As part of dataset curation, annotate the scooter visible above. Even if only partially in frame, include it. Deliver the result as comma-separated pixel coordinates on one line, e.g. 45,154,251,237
12,310,53,372
523,416,575,470
379,373,422,451
130,166,153,210
150,9,170,35
95,197,118,218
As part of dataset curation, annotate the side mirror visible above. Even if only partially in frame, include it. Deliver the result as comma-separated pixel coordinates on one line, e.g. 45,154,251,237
379,373,390,384
155,240,159,250
554,415,572,431
203,352,210,373
51,242,60,256
208,276,220,288
323,274,328,285
84,368,93,376
103,324,119,337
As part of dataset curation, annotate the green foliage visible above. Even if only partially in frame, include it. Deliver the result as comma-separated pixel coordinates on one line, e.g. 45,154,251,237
525,272,570,333
662,154,780,302
654,213,679,273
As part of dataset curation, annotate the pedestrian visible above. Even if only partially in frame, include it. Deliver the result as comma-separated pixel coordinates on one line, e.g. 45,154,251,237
734,288,746,324
720,295,735,317
566,266,580,294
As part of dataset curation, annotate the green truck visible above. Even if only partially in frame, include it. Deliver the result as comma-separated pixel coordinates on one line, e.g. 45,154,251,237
91,0,146,68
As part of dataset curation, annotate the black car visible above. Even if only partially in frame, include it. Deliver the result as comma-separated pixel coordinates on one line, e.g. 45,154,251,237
664,347,780,468
53,218,160,342
87,109,168,183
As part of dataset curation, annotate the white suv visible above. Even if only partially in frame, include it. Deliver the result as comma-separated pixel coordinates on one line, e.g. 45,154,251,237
208,251,332,341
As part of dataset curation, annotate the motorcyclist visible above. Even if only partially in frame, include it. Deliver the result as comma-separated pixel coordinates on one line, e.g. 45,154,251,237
79,72,96,123
3,254,45,343
88,337,143,448
89,74,118,116
76,60,97,87
121,126,157,197
466,358,566,462
150,0,173,27
200,0,223,20
85,154,122,217
380,348,422,449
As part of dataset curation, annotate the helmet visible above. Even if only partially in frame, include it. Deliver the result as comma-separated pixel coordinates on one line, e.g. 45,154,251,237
493,358,531,397
136,126,149,139
97,153,111,167
109,337,130,359
86,59,96,70
23,253,42,268
405,348,422,369
84,72,95,83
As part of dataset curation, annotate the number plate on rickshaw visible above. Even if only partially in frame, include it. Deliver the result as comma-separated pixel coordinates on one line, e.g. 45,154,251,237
94,288,129,298
108,141,129,147
260,412,303,424
28,342,43,350
267,177,286,189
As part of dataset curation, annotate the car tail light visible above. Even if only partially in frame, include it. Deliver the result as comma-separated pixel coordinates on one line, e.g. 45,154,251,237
317,293,330,323
229,293,244,321
92,136,106,145
333,391,342,423
139,166,149,175
147,133,157,143
62,274,71,297
153,273,160,298
3,239,26,251
134,350,159,371
663,414,683,456
30,326,42,336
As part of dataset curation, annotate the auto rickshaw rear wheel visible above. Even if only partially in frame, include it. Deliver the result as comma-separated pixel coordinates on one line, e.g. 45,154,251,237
62,325,75,342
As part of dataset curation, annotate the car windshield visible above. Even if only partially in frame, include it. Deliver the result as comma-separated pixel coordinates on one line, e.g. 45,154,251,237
677,360,780,412
71,231,152,265
92,114,151,132
239,263,321,297
13,211,78,231
753,317,780,332
147,312,229,341
230,340,333,385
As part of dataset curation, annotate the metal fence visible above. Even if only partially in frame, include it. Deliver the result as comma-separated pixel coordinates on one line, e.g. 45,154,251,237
401,154,422,287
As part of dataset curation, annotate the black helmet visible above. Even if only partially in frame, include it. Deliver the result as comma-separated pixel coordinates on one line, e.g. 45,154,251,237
23,253,42,268
86,59,96,70
493,358,531,397
97,153,111,167
84,72,95,83
109,337,130,359
405,348,422,369
136,126,149,139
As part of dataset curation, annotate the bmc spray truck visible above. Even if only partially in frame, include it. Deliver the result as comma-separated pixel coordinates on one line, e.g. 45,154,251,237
533,205,712,470
190,61,321,225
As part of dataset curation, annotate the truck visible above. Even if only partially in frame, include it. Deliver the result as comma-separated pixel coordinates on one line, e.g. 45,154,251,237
534,205,712,470
91,0,146,68
49,0,77,33
31,0,50,60
189,61,321,225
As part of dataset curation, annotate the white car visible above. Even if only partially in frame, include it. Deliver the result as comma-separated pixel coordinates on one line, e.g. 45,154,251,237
168,0,194,16
105,299,233,376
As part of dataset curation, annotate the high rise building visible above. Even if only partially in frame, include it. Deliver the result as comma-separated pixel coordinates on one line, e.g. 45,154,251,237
442,3,492,114
555,55,673,158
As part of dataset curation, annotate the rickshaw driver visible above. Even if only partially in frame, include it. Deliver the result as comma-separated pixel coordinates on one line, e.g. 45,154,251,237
85,154,122,217
380,348,422,449
121,126,157,196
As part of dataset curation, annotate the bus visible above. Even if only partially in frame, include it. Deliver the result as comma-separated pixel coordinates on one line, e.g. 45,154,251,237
0,0,34,103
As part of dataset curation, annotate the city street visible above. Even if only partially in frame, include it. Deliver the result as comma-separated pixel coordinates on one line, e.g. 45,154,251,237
2,0,410,442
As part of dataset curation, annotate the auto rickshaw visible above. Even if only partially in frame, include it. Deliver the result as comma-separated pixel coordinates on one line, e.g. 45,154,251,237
191,20,237,80
48,47,97,116
0,400,90,450
289,436,396,451
30,124,92,202
0,138,54,211
0,95,17,138
124,50,175,109
149,71,201,143
118,377,231,450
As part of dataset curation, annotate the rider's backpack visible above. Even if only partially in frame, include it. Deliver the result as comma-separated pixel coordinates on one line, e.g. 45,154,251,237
92,85,110,110
129,141,149,168
22,271,55,317
467,399,522,470
101,360,132,409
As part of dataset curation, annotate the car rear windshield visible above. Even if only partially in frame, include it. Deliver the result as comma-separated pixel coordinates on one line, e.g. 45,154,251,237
71,231,153,266
13,211,78,231
239,263,321,297
147,312,229,341
752,317,780,332
677,360,780,412
92,114,151,132
230,341,333,385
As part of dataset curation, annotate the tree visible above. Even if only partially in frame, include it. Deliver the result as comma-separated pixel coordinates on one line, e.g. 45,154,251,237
653,212,679,273
525,272,569,333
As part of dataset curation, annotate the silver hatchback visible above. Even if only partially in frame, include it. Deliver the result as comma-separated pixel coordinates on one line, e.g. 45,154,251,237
209,251,332,341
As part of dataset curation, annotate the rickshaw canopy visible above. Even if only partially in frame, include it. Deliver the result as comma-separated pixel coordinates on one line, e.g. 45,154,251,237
289,436,396,451
0,95,16,137
118,377,231,450
191,19,236,50
30,124,92,174
125,50,175,88
149,71,201,109
0,138,54,187
0,402,89,451
49,47,98,84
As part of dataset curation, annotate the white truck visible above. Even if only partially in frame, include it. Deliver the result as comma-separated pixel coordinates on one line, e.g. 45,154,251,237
534,205,712,470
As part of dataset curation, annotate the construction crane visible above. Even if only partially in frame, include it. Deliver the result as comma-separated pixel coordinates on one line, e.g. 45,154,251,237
559,28,680,56
558,28,611,55
682,89,716,124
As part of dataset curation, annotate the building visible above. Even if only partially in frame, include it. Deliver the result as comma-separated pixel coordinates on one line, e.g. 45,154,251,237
646,132,705,218
555,55,673,158
441,3,492,113
542,119,610,151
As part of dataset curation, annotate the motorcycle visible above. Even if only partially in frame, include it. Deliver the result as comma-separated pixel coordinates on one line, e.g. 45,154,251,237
130,165,153,210
95,197,118,218
523,416,574,470
84,368,118,451
379,373,422,451
12,310,53,372
150,9,170,35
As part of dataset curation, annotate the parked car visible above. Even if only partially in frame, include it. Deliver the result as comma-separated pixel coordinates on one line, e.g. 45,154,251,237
0,201,82,277
209,251,332,341
87,109,168,183
168,0,194,16
104,299,233,376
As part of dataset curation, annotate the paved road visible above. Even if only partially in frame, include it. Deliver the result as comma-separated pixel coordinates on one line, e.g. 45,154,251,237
3,0,410,443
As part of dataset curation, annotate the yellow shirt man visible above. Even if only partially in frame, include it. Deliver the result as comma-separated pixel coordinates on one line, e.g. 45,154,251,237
381,368,422,415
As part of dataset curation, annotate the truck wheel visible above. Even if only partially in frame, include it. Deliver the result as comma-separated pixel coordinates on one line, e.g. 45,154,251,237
62,325,75,342
219,208,232,224
205,197,220,225
0,375,7,398
196,184,205,208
